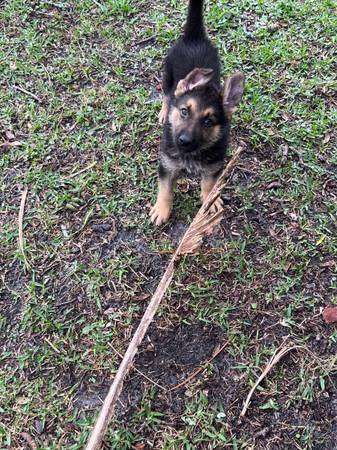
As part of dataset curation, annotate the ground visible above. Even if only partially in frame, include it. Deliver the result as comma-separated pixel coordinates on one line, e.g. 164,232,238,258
1,0,337,449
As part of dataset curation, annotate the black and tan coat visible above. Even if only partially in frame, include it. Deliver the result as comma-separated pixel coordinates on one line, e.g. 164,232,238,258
150,0,244,225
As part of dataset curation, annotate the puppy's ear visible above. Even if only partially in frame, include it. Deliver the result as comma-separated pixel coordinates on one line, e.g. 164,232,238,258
223,72,245,117
175,68,214,97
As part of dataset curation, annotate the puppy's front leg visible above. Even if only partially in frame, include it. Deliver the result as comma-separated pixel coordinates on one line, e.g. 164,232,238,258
150,164,176,226
158,95,169,125
201,171,224,213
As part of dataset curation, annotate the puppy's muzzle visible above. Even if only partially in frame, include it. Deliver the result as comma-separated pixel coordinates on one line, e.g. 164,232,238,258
177,133,197,152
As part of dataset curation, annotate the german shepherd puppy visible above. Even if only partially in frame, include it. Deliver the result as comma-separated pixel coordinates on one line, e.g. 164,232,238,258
150,0,244,226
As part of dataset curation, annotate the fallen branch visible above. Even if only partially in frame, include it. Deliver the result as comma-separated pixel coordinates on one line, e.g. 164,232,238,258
240,344,301,418
85,146,244,450
18,187,30,270
169,340,228,392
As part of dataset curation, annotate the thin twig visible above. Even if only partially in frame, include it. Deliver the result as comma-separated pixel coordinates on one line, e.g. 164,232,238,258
108,343,166,391
18,187,30,269
169,341,228,391
44,337,61,354
84,147,243,450
240,344,301,418
66,161,97,179
14,85,42,103
134,36,156,47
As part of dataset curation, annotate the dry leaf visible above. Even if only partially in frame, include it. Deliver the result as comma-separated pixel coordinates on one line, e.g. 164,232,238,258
5,130,15,140
1,140,23,148
323,133,331,144
319,260,335,268
266,181,282,190
133,444,145,450
323,306,337,324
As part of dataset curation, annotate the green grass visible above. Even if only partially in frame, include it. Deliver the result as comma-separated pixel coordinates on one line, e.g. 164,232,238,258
1,0,337,448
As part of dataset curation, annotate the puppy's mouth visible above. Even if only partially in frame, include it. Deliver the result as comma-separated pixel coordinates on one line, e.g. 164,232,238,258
177,144,199,154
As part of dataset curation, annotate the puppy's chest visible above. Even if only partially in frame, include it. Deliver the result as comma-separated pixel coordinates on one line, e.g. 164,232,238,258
161,152,221,177
161,153,199,174
181,157,204,176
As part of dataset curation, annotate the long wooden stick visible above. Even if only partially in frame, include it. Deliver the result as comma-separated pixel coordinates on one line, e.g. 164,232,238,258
85,147,243,450
85,260,175,449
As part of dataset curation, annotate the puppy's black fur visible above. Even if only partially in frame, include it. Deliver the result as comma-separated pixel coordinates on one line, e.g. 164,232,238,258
150,0,244,226
164,0,221,94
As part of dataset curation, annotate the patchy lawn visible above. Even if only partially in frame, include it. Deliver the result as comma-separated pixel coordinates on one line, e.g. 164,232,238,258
1,0,337,448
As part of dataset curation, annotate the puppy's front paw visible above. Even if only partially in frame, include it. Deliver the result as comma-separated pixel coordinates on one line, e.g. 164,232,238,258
158,106,168,125
150,201,171,226
158,96,169,125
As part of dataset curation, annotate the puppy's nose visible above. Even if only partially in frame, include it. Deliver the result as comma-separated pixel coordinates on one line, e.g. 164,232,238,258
178,134,192,147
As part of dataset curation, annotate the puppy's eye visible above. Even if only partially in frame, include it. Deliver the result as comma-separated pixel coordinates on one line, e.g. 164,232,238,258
203,118,213,128
180,107,189,118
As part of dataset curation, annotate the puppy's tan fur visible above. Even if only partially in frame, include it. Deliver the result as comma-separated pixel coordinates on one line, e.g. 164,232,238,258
159,95,170,124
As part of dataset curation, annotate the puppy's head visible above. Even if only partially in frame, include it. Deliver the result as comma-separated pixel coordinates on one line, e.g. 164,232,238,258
169,68,244,154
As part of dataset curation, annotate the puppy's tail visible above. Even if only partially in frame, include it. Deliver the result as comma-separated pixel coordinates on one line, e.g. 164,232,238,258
183,0,206,41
